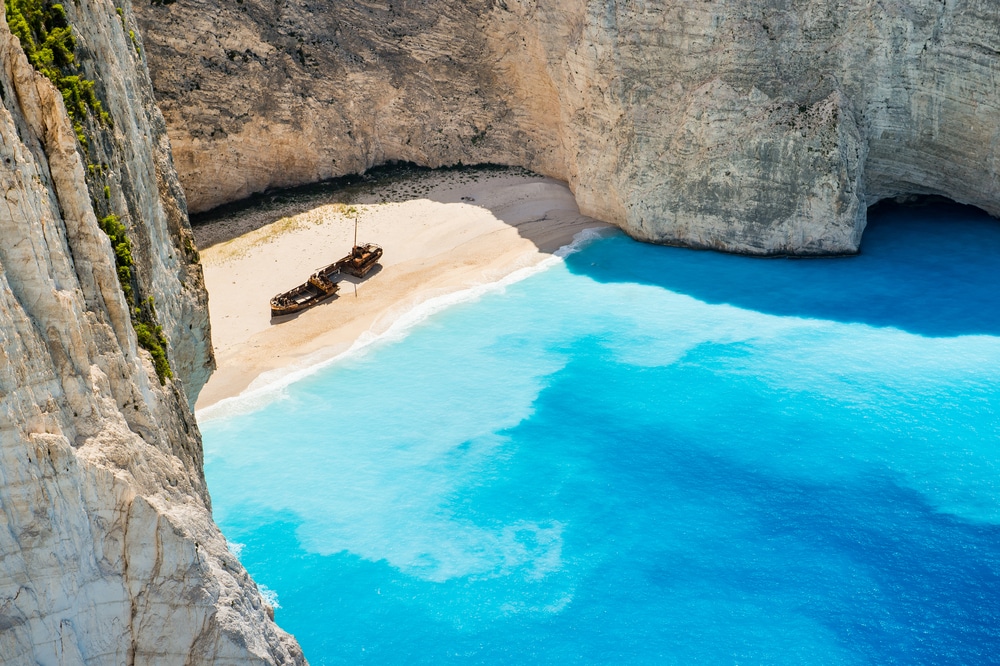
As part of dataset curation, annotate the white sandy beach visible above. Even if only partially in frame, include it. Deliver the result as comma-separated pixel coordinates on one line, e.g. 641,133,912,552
195,170,609,413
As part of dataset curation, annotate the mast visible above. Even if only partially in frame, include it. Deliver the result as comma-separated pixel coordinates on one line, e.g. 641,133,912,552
353,214,359,251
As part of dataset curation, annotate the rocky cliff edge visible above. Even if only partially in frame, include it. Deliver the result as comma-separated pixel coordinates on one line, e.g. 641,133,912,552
0,0,303,661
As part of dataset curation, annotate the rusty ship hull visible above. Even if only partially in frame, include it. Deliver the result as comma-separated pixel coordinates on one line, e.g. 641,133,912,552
337,243,383,277
270,264,342,317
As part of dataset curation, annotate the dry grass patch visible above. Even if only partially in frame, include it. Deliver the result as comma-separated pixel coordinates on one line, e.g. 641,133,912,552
206,205,367,263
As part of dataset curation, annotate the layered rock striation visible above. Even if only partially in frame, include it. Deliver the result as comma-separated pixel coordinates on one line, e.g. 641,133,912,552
137,0,1000,255
0,0,303,662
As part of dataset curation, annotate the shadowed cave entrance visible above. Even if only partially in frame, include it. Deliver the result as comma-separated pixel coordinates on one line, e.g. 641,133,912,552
190,168,1000,339
561,196,1000,338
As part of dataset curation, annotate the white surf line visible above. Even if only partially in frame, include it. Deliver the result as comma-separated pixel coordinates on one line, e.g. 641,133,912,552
196,227,614,422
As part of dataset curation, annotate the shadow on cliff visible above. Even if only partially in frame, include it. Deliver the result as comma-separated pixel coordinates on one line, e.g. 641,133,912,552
562,199,1000,338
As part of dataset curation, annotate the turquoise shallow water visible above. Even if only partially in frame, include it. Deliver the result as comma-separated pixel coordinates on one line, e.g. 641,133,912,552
201,201,1000,664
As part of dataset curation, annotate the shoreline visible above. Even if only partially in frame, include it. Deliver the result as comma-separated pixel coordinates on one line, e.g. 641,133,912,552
194,168,610,418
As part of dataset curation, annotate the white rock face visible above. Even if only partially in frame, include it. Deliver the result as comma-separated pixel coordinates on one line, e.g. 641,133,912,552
137,0,1000,254
0,2,303,663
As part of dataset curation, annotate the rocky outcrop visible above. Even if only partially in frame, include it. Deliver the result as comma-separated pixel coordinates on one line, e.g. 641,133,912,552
0,1,303,662
134,0,565,214
137,0,1000,255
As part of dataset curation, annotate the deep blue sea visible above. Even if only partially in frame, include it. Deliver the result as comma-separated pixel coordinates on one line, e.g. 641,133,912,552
201,202,1000,664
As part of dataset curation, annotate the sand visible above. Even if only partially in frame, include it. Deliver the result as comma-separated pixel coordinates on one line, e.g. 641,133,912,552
194,169,609,413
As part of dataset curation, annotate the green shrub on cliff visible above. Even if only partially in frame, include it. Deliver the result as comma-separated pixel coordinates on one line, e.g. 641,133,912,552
100,215,173,384
133,321,173,384
5,0,109,124
100,214,133,302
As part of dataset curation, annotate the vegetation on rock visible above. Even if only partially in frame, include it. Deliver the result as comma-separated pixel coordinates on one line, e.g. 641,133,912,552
99,213,173,384
5,0,110,125
7,0,174,384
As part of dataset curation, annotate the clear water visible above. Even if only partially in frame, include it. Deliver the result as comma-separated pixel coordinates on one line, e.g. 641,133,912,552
201,202,1000,664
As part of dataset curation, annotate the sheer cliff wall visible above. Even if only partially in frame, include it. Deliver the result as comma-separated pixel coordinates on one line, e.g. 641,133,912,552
137,0,1000,255
0,0,303,662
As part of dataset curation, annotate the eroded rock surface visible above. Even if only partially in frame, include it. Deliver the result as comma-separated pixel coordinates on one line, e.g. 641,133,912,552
137,0,1000,254
0,1,303,662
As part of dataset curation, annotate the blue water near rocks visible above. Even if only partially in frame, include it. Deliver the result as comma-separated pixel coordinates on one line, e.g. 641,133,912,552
201,201,1000,664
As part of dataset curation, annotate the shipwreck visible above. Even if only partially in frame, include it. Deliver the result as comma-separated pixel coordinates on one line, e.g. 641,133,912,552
270,233,383,317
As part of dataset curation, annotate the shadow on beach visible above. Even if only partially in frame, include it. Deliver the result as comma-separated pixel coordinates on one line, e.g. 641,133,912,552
190,163,540,249
268,265,384,325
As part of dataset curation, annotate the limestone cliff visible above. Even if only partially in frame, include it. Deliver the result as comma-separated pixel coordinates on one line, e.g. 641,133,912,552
137,0,1000,255
0,0,303,662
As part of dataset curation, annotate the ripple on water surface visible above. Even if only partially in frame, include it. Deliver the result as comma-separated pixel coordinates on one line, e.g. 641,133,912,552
202,201,1000,664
